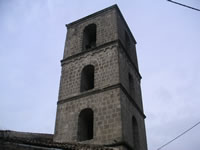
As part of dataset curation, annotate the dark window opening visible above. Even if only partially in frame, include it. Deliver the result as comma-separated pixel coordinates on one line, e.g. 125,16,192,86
80,65,94,92
132,117,140,150
83,24,96,50
125,31,131,52
78,108,94,141
128,73,134,98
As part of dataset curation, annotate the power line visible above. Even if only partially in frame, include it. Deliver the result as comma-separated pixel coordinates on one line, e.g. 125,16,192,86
167,0,200,11
157,121,200,150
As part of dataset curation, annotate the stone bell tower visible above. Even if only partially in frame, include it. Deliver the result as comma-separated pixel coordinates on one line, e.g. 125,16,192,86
54,5,148,150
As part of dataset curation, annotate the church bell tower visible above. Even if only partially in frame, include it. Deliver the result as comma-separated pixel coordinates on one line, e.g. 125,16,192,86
54,5,148,150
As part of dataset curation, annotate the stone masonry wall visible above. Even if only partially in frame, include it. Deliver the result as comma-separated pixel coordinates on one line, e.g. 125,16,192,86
119,46,143,112
54,43,121,144
54,5,148,150
120,90,148,150
58,44,119,101
116,13,139,70
54,88,122,145
64,8,118,58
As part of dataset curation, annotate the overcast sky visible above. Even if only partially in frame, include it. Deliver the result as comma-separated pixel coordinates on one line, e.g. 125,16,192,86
0,0,200,150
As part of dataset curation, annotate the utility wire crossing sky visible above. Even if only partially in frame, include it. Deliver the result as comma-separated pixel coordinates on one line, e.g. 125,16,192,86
167,0,200,11
157,121,200,150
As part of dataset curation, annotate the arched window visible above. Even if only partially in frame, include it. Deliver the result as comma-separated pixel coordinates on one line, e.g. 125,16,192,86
83,24,97,51
80,65,94,92
125,31,130,52
128,73,134,98
78,108,94,141
132,116,140,150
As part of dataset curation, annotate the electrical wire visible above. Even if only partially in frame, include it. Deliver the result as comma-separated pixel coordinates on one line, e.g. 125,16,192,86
167,0,200,11
157,121,200,150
